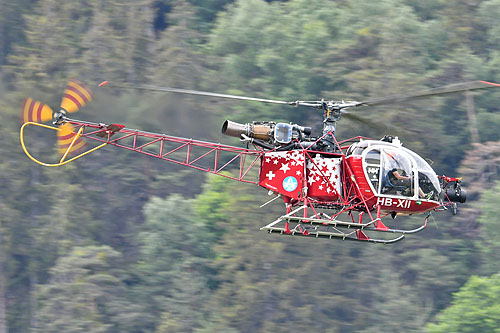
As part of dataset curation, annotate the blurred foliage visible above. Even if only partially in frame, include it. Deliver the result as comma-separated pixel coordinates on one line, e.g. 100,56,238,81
427,273,500,332
1,0,500,332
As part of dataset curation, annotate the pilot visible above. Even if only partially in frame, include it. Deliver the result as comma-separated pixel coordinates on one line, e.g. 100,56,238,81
389,168,409,184
388,168,410,191
385,152,427,198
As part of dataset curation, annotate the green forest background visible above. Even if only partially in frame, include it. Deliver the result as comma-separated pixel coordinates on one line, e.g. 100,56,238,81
2,0,500,332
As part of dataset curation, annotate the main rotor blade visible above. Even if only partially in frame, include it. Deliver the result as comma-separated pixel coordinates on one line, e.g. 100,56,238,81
355,80,500,107
101,80,500,110
343,112,419,137
106,82,293,105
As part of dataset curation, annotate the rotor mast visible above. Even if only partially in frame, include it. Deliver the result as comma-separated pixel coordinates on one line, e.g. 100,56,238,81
319,100,356,136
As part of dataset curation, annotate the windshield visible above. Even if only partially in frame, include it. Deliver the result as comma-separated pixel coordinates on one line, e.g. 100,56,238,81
405,150,441,198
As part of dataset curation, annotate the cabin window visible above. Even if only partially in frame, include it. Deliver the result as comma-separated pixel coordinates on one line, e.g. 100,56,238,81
363,147,416,197
364,149,381,191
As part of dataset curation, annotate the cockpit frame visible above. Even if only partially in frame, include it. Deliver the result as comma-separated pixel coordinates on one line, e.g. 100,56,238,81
348,139,440,202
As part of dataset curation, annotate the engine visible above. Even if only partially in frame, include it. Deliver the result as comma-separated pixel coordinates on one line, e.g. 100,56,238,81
221,119,342,152
222,120,311,144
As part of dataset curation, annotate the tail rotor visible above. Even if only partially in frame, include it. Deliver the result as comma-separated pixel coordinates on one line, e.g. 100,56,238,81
21,79,93,158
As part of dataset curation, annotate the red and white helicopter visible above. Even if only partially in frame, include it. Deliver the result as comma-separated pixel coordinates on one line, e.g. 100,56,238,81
20,79,500,243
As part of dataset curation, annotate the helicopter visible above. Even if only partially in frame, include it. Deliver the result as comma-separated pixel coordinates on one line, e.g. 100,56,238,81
20,79,500,243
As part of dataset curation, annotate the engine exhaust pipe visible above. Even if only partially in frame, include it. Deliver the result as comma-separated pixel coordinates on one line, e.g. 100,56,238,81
221,120,272,141
222,120,249,138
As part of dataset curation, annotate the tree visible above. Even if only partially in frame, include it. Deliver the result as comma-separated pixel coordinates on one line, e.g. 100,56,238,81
8,0,155,88
35,245,143,333
133,195,210,332
427,273,500,333
7,0,93,89
81,0,155,85
0,0,35,68
475,182,500,275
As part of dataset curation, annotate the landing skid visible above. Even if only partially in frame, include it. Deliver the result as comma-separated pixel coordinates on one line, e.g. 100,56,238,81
260,206,429,244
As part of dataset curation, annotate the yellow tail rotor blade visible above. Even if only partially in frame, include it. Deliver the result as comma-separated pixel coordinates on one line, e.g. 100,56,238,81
21,97,53,123
60,79,93,113
57,123,86,156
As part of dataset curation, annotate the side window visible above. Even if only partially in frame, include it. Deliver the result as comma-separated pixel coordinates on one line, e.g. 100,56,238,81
364,149,381,193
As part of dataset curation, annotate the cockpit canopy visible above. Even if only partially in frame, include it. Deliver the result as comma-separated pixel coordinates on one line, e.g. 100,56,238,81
347,140,440,200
